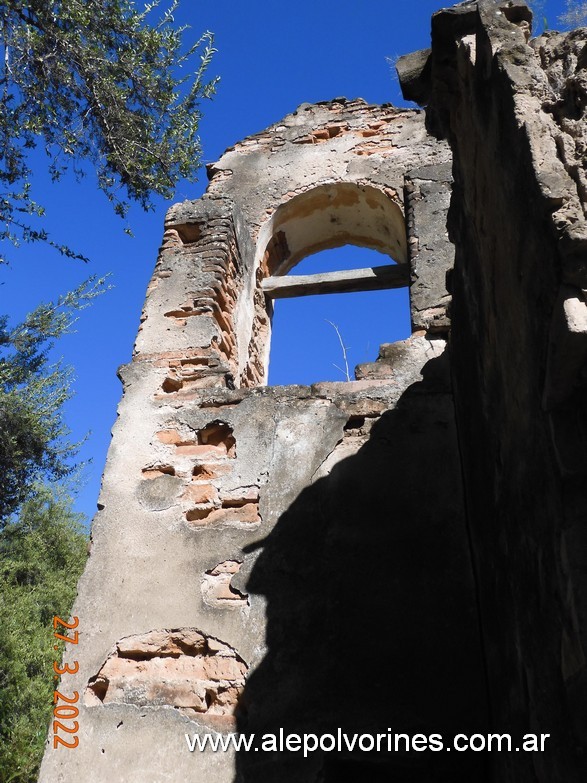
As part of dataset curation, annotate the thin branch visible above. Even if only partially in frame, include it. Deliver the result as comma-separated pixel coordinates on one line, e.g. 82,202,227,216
326,319,351,382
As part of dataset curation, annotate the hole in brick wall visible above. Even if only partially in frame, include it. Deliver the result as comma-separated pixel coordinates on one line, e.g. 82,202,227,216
222,499,248,509
186,507,213,523
88,677,108,702
174,222,203,244
162,377,182,393
185,503,261,529
184,486,261,529
141,465,176,479
201,561,249,608
344,416,366,431
192,463,232,479
268,246,411,386
193,464,218,479
197,421,236,457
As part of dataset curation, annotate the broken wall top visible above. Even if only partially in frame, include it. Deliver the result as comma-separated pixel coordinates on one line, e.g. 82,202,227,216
137,99,454,390
397,0,587,281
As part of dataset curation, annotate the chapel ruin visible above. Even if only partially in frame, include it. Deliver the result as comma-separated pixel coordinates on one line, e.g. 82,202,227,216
40,1,587,781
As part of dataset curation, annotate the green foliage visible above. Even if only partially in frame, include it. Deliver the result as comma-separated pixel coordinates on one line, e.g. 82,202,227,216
0,0,218,259
0,277,105,524
0,486,87,783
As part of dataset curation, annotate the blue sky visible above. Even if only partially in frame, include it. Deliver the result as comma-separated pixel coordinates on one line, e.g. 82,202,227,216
0,0,570,521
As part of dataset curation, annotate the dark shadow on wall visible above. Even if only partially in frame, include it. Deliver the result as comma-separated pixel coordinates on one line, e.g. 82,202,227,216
234,354,491,783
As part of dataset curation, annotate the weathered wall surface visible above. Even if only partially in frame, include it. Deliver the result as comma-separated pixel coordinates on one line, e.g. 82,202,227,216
400,1,587,781
39,98,490,782
41,3,587,778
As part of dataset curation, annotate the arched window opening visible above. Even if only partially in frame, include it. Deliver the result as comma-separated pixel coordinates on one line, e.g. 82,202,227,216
267,246,411,386
239,182,410,388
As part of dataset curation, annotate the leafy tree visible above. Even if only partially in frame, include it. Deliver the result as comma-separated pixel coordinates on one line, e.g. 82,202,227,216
0,280,103,778
0,0,217,259
0,277,104,525
0,485,87,783
0,3,216,776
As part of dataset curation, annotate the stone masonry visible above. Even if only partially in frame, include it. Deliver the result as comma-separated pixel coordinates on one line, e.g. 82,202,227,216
399,1,587,781
40,2,587,782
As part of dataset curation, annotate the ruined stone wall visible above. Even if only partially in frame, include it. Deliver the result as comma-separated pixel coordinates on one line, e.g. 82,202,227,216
39,99,490,783
39,4,587,777
399,2,587,781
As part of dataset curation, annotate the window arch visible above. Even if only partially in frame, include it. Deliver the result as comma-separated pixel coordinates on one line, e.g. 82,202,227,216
240,182,410,386
257,181,407,275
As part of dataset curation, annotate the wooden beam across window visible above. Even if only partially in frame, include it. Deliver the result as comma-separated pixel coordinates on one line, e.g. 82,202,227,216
261,264,409,299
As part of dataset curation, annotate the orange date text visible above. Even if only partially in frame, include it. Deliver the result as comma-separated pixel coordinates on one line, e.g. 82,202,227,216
52,616,80,749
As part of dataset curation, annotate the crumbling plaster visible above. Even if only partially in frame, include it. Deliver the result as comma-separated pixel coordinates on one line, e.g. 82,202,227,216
39,87,478,782
39,1,587,780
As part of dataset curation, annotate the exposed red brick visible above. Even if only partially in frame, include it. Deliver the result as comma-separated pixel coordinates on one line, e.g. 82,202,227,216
186,502,260,529
85,629,247,720
156,429,184,445
192,463,233,479
182,483,218,504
